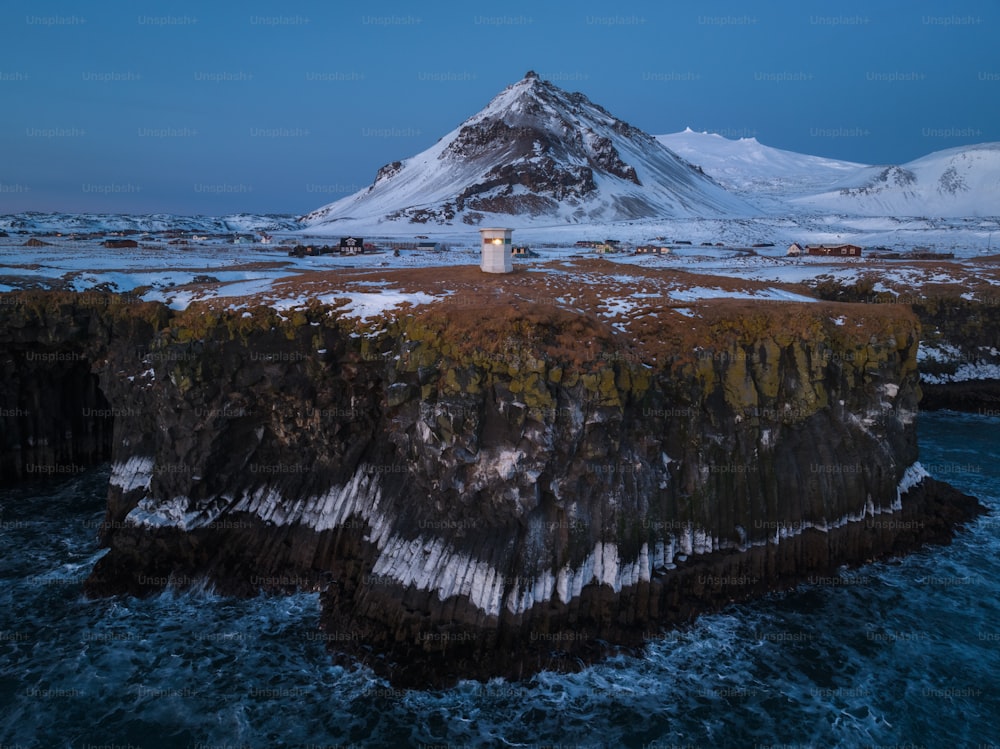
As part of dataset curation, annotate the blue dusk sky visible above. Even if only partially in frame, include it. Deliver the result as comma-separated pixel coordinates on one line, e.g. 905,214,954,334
1,0,997,215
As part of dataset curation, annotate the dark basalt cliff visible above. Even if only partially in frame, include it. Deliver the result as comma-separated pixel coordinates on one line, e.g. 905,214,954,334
0,290,982,687
911,295,1000,412
0,293,167,484
808,277,1000,413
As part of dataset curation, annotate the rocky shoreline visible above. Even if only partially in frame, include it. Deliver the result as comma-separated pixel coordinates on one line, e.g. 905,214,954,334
0,287,989,686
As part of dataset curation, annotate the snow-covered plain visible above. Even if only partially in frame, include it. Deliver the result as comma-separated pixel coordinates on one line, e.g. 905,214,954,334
2,212,998,313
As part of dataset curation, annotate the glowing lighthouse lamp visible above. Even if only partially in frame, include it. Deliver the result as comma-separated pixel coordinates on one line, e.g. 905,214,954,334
479,228,513,274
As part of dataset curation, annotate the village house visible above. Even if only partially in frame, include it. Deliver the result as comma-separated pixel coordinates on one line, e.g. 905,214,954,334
573,239,627,252
636,245,671,255
340,237,364,255
417,241,443,252
806,244,863,257
288,244,336,257
787,242,804,257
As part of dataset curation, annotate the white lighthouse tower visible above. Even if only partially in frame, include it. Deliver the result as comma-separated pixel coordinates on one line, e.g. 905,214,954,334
479,228,513,274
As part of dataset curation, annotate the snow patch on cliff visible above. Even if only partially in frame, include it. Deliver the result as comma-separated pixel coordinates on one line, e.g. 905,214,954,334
235,470,384,533
118,458,928,618
370,535,507,617
127,496,202,530
268,290,441,320
477,447,525,482
110,455,154,494
921,361,1000,384
897,461,930,510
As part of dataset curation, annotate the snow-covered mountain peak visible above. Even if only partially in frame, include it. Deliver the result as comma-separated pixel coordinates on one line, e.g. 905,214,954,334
301,75,755,229
658,130,867,203
793,141,1000,217
660,129,999,218
470,72,611,125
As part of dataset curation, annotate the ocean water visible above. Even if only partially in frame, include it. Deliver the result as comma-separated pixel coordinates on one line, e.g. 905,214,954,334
1,410,998,749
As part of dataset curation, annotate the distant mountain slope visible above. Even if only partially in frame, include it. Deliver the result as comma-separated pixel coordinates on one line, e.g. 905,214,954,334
301,72,756,229
656,129,868,200
0,213,298,234
790,142,1000,217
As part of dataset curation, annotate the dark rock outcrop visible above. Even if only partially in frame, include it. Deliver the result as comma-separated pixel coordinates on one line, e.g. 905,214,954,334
807,277,1000,413
911,295,1000,411
0,292,166,485
0,291,984,687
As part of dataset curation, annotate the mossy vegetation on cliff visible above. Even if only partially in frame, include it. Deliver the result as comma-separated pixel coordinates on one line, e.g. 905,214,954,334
658,301,919,426
380,303,654,417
